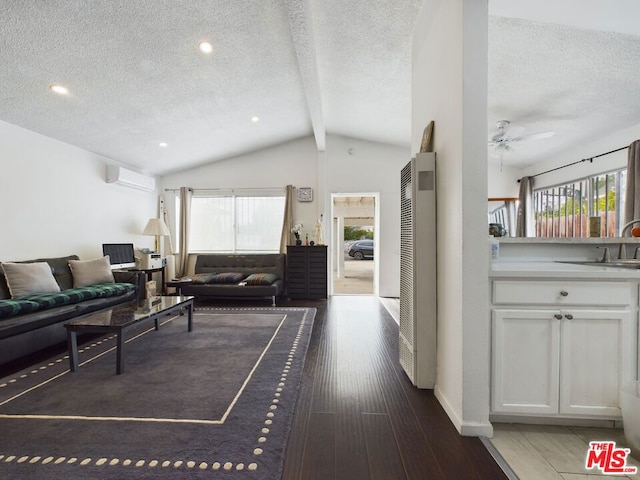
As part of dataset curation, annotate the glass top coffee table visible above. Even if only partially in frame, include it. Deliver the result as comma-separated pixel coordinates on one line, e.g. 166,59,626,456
64,295,194,374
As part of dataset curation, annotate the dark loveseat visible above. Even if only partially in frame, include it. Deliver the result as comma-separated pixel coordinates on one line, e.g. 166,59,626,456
0,255,145,365
180,254,285,306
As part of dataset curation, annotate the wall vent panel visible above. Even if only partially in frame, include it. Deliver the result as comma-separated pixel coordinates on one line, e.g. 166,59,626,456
399,153,436,388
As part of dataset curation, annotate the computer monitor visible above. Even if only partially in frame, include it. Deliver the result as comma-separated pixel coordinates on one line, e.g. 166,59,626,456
102,243,137,270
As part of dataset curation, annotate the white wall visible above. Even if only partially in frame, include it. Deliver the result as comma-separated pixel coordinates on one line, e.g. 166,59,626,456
488,122,640,195
160,136,320,239
324,135,410,297
521,122,640,189
413,0,491,436
488,162,520,198
486,122,640,225
160,134,410,297
0,120,158,262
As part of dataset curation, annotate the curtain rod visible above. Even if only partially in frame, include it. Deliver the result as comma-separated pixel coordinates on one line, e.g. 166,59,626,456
164,187,283,193
517,145,628,182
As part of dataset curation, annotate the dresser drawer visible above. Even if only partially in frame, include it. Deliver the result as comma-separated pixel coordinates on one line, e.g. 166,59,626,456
492,280,632,306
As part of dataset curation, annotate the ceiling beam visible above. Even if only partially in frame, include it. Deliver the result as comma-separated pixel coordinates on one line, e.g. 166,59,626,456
285,0,326,151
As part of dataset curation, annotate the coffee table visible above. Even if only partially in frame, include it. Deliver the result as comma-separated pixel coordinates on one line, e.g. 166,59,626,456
64,295,194,374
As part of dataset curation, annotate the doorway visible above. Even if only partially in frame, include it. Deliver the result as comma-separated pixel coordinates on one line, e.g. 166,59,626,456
330,193,379,295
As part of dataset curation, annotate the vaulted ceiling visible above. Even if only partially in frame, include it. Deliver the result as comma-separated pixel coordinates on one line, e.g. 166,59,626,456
0,0,421,176
0,1,638,176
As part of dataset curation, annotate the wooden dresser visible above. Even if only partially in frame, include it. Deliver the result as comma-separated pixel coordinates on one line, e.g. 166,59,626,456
286,245,328,299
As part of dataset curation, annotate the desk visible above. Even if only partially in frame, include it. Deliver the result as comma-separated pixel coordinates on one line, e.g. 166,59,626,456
130,266,165,295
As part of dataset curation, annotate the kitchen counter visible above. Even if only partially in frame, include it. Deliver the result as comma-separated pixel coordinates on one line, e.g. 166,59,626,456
499,237,640,244
495,237,640,266
490,261,640,279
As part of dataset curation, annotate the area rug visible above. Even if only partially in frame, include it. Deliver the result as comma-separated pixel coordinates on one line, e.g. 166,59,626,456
0,306,315,479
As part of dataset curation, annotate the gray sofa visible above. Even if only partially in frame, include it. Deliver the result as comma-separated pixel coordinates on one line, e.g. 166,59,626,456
180,254,285,306
0,255,145,365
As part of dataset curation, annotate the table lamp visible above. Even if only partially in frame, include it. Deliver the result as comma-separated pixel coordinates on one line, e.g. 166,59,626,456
142,218,170,252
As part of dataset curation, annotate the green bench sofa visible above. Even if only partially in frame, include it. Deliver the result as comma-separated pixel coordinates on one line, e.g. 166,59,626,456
0,255,144,365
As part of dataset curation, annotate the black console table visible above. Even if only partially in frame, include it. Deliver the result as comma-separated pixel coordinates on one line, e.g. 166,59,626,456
287,245,327,299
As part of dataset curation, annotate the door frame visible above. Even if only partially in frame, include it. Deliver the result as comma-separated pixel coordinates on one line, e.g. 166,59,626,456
329,192,380,296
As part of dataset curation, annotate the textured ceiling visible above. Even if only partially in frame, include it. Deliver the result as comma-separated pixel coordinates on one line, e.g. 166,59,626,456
0,1,638,176
488,0,640,167
0,0,421,176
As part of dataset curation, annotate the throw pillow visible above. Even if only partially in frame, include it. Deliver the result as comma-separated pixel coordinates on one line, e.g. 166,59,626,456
244,273,280,285
1,262,61,298
69,256,115,288
192,273,217,284
208,272,246,284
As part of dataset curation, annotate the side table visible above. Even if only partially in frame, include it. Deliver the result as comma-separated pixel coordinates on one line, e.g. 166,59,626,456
166,279,193,295
129,266,165,295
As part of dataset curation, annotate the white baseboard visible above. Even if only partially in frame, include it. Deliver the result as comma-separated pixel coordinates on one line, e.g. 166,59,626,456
490,413,621,428
435,385,494,437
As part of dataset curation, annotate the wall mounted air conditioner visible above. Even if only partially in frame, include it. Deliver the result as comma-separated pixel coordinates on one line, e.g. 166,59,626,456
106,165,156,192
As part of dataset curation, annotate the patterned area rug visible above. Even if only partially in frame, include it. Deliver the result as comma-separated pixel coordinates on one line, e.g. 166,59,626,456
0,307,315,479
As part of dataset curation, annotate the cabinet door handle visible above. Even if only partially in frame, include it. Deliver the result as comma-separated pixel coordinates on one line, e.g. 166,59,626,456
554,314,563,320
560,290,569,297
565,314,574,320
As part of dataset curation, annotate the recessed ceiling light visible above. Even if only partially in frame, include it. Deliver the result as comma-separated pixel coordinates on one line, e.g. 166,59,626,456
251,116,260,123
198,41,213,54
159,142,168,148
49,84,69,95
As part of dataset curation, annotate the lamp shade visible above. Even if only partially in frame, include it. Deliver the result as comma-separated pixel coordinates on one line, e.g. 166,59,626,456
142,218,170,236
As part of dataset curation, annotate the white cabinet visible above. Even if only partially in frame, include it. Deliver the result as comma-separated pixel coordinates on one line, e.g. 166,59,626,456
492,309,560,415
560,310,631,417
491,280,637,419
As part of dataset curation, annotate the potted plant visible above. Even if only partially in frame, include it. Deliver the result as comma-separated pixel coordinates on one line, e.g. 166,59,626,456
291,223,303,245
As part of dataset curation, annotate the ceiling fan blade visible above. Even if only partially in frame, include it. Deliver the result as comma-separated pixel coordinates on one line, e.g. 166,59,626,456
503,126,525,140
524,130,556,141
512,130,556,142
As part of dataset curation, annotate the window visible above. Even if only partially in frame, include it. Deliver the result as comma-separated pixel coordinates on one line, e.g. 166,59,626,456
489,204,508,227
175,189,285,253
533,169,626,237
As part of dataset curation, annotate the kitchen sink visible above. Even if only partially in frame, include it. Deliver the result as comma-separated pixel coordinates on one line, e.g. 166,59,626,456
558,259,640,269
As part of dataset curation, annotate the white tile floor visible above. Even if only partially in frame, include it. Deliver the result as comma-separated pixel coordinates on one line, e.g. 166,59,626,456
490,423,640,480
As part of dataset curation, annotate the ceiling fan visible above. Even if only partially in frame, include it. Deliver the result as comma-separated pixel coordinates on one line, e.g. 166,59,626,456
488,120,555,152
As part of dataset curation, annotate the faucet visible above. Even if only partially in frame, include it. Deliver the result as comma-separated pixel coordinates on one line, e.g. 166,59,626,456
618,219,640,259
597,246,611,263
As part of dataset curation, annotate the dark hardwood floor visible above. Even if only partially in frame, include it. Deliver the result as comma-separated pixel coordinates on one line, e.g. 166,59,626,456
0,295,507,480
278,295,507,480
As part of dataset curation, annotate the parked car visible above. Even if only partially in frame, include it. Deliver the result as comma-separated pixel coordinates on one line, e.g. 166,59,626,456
347,239,374,260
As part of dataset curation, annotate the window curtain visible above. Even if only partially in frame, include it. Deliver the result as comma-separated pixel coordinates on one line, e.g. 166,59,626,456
516,176,533,237
176,187,192,277
162,208,175,255
624,139,640,224
280,185,294,253
504,200,518,237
